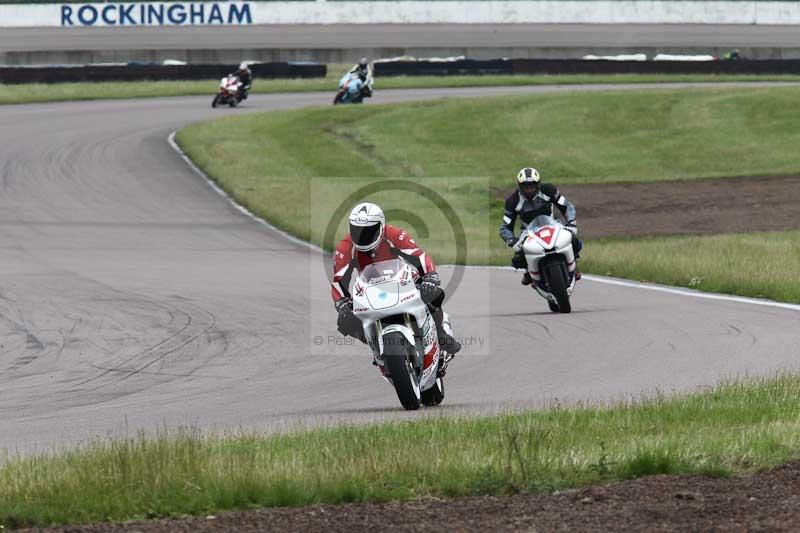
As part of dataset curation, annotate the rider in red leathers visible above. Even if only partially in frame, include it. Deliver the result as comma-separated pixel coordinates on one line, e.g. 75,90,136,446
331,202,461,356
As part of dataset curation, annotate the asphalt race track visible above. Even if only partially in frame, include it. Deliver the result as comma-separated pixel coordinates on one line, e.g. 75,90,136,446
2,84,800,455
3,24,800,52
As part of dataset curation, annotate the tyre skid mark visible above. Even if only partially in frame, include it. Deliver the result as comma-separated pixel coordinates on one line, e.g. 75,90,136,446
61,297,194,391
96,302,217,390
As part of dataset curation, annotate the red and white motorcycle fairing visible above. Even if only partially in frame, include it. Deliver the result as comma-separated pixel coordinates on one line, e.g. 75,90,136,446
211,75,242,108
518,215,578,312
352,258,449,409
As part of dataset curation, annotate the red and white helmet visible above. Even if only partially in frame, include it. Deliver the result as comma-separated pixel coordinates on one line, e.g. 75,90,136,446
516,167,541,199
349,202,385,252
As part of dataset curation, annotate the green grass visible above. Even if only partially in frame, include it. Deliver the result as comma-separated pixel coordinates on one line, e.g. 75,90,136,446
176,88,800,293
583,231,800,303
3,73,800,106
3,374,800,529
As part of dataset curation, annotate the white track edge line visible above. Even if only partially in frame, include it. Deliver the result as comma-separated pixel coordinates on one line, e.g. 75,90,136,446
167,131,322,253
168,132,799,314
580,274,800,312
454,265,800,312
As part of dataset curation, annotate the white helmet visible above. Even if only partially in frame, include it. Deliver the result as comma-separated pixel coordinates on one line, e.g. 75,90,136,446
516,167,541,199
238,62,249,71
348,202,385,252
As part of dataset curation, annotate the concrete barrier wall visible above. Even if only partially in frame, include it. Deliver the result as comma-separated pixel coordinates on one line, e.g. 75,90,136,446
4,1,800,28
8,46,800,67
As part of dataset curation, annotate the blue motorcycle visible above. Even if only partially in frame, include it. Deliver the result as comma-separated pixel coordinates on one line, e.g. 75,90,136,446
333,73,373,105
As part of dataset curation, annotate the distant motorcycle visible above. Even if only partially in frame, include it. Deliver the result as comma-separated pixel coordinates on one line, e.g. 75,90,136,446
518,215,579,313
348,258,452,410
211,75,243,108
333,72,373,105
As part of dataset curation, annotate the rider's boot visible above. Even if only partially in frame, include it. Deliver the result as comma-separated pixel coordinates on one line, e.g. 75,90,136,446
521,272,532,285
437,326,461,355
432,308,461,356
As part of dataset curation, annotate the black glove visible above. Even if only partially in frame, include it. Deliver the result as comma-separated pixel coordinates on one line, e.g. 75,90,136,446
564,221,578,233
334,297,354,322
506,237,517,247
335,297,353,314
418,272,443,304
335,298,360,337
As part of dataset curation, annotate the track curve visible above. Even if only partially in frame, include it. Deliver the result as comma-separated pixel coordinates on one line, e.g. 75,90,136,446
2,85,800,454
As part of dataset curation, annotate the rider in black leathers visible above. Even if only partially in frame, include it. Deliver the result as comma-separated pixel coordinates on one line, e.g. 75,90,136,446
500,167,582,285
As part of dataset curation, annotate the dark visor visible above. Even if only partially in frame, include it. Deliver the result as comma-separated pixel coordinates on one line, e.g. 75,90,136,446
350,222,381,247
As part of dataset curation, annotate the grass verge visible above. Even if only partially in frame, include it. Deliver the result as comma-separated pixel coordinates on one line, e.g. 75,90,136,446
3,374,800,529
583,231,800,303
176,88,800,300
3,72,800,106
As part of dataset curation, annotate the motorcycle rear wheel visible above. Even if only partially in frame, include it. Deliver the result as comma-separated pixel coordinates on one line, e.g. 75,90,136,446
383,332,421,410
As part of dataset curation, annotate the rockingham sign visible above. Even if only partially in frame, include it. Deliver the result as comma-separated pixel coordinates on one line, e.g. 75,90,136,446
0,1,254,27
5,1,800,28
60,2,252,26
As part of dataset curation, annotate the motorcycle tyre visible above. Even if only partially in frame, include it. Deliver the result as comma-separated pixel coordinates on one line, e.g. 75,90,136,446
545,262,572,314
383,332,421,411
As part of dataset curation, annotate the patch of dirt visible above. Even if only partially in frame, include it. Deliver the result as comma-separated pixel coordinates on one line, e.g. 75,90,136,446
29,461,800,532
498,174,800,239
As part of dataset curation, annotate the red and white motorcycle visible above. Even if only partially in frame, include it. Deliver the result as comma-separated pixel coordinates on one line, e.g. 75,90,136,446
518,215,578,313
211,75,243,108
352,258,452,410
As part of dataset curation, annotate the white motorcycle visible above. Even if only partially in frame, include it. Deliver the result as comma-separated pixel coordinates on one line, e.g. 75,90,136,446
518,215,578,313
211,75,243,108
351,258,452,410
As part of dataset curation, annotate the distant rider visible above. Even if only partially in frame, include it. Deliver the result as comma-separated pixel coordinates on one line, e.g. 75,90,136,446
500,167,581,285
332,202,461,356
349,57,371,82
347,57,373,98
233,62,252,99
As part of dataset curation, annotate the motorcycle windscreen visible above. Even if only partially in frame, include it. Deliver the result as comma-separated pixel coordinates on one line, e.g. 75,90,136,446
350,222,382,249
359,259,404,284
530,214,557,231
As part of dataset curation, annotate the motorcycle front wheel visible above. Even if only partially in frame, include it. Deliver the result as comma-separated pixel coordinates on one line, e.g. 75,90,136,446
211,94,221,108
382,332,421,410
544,261,571,314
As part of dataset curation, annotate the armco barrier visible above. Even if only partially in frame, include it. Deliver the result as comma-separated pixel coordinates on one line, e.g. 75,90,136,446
0,61,326,83
374,59,800,77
